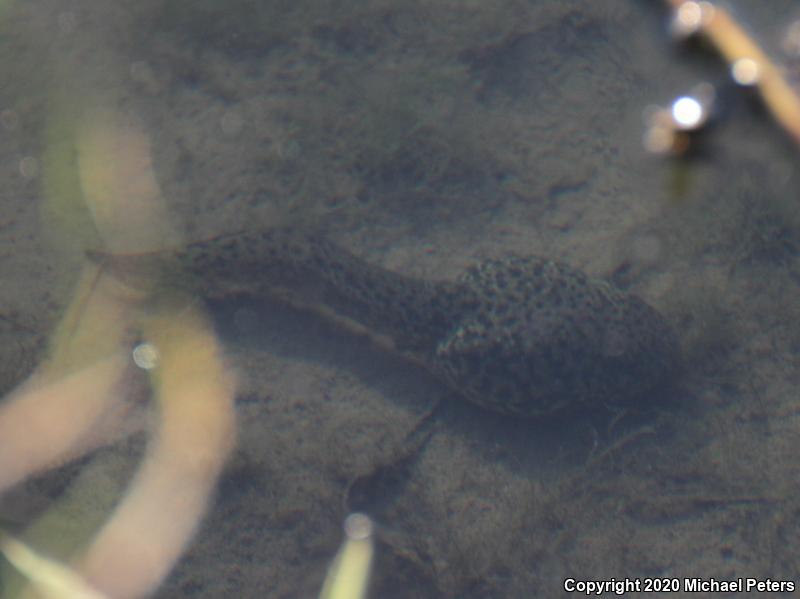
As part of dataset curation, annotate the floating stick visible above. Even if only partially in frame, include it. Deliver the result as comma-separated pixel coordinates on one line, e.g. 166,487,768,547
667,0,800,145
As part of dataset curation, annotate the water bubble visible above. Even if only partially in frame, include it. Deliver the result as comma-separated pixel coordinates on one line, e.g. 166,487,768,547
671,96,704,130
731,58,760,86
343,513,373,541
132,343,159,370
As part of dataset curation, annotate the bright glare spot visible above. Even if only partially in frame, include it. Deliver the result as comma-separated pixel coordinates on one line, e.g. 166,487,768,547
343,513,373,541
731,58,760,85
19,157,38,178
133,342,159,370
671,96,704,129
698,3,715,23
674,2,704,36
672,2,715,38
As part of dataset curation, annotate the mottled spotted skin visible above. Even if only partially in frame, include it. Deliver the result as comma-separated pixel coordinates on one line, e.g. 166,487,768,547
436,256,679,415
167,230,468,355
100,229,680,416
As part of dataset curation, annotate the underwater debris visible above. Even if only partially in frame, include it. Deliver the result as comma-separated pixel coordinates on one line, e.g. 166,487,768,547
658,0,800,149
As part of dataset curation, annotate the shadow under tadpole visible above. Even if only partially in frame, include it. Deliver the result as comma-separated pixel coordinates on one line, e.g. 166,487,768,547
205,293,684,478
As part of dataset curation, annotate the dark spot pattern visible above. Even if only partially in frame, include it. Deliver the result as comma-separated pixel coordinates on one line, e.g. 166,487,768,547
433,256,679,415
103,230,680,416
